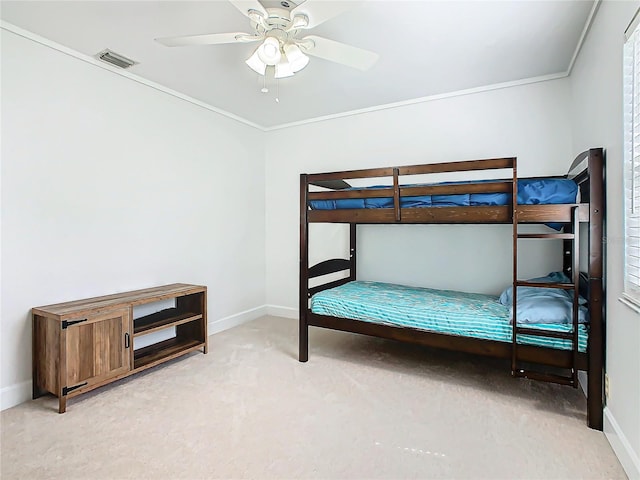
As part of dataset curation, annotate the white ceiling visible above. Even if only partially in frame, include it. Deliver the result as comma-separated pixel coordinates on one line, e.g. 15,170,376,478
1,0,595,129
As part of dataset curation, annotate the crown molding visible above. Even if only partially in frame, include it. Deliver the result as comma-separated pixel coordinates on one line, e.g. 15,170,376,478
263,71,570,131
566,0,601,75
0,21,265,131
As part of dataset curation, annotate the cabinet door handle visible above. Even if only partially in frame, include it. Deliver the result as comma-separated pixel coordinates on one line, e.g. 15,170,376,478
124,332,130,349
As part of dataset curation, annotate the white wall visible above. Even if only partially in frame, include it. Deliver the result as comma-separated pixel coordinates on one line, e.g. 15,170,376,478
570,1,640,477
265,79,574,312
0,30,266,408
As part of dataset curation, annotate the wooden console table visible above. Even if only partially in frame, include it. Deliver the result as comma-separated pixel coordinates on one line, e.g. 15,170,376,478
32,283,207,413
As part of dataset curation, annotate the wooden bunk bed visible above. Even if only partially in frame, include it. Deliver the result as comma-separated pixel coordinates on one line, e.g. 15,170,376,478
299,148,604,430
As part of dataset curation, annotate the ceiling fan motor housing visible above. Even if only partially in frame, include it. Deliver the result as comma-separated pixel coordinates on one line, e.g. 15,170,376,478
250,6,303,43
265,8,291,27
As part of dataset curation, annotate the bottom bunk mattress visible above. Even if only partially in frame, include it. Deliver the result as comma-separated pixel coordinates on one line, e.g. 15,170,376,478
310,281,588,352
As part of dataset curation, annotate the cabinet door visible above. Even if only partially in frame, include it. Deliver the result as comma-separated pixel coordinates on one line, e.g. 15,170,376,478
64,309,131,393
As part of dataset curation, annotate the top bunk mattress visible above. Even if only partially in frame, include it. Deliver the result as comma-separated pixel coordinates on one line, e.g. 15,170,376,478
309,178,578,210
310,281,587,352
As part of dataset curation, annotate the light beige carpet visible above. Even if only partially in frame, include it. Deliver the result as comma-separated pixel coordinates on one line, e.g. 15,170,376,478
1,316,626,479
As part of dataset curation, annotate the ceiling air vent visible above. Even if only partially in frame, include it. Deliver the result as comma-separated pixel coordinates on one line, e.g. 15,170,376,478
95,49,137,69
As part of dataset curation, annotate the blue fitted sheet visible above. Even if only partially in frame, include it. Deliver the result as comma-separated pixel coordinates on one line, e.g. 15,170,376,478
310,281,588,352
309,178,578,210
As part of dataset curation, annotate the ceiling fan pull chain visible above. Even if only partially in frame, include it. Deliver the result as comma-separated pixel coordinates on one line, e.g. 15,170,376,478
261,73,268,93
275,78,280,103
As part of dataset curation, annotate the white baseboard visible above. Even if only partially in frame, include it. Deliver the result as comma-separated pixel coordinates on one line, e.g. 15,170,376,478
1,380,32,411
266,305,298,319
604,407,640,479
208,305,267,335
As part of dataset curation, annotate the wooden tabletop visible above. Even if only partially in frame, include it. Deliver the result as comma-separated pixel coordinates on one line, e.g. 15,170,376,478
32,283,206,320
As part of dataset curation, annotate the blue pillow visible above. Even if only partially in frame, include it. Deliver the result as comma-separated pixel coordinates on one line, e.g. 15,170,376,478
499,271,586,306
510,295,589,325
517,178,578,205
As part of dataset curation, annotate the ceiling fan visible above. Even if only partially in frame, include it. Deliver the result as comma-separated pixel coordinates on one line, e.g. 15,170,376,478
155,0,379,79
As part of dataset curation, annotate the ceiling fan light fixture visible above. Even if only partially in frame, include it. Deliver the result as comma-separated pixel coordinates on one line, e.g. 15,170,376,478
246,48,267,75
257,37,282,65
283,43,309,72
275,57,294,78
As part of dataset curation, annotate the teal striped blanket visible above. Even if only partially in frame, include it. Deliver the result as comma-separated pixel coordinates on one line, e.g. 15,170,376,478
310,281,587,352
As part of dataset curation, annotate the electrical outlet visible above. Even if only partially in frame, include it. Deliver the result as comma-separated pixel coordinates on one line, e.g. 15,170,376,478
605,373,610,400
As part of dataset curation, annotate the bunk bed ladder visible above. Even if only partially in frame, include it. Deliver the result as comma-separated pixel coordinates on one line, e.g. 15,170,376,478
512,203,581,387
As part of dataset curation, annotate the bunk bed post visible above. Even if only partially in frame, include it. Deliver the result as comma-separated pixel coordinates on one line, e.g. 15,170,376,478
511,157,518,376
349,223,357,281
393,168,401,222
299,174,309,362
587,148,604,430
571,206,581,387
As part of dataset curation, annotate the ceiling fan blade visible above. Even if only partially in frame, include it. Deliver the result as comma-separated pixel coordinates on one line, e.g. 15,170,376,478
291,0,355,29
155,32,259,47
228,0,268,18
301,35,379,71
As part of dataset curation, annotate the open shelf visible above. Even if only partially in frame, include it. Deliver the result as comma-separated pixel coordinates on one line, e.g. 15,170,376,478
134,337,203,370
133,308,202,337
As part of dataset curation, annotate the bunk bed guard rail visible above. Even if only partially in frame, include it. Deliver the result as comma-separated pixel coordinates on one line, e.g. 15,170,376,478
303,157,518,224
